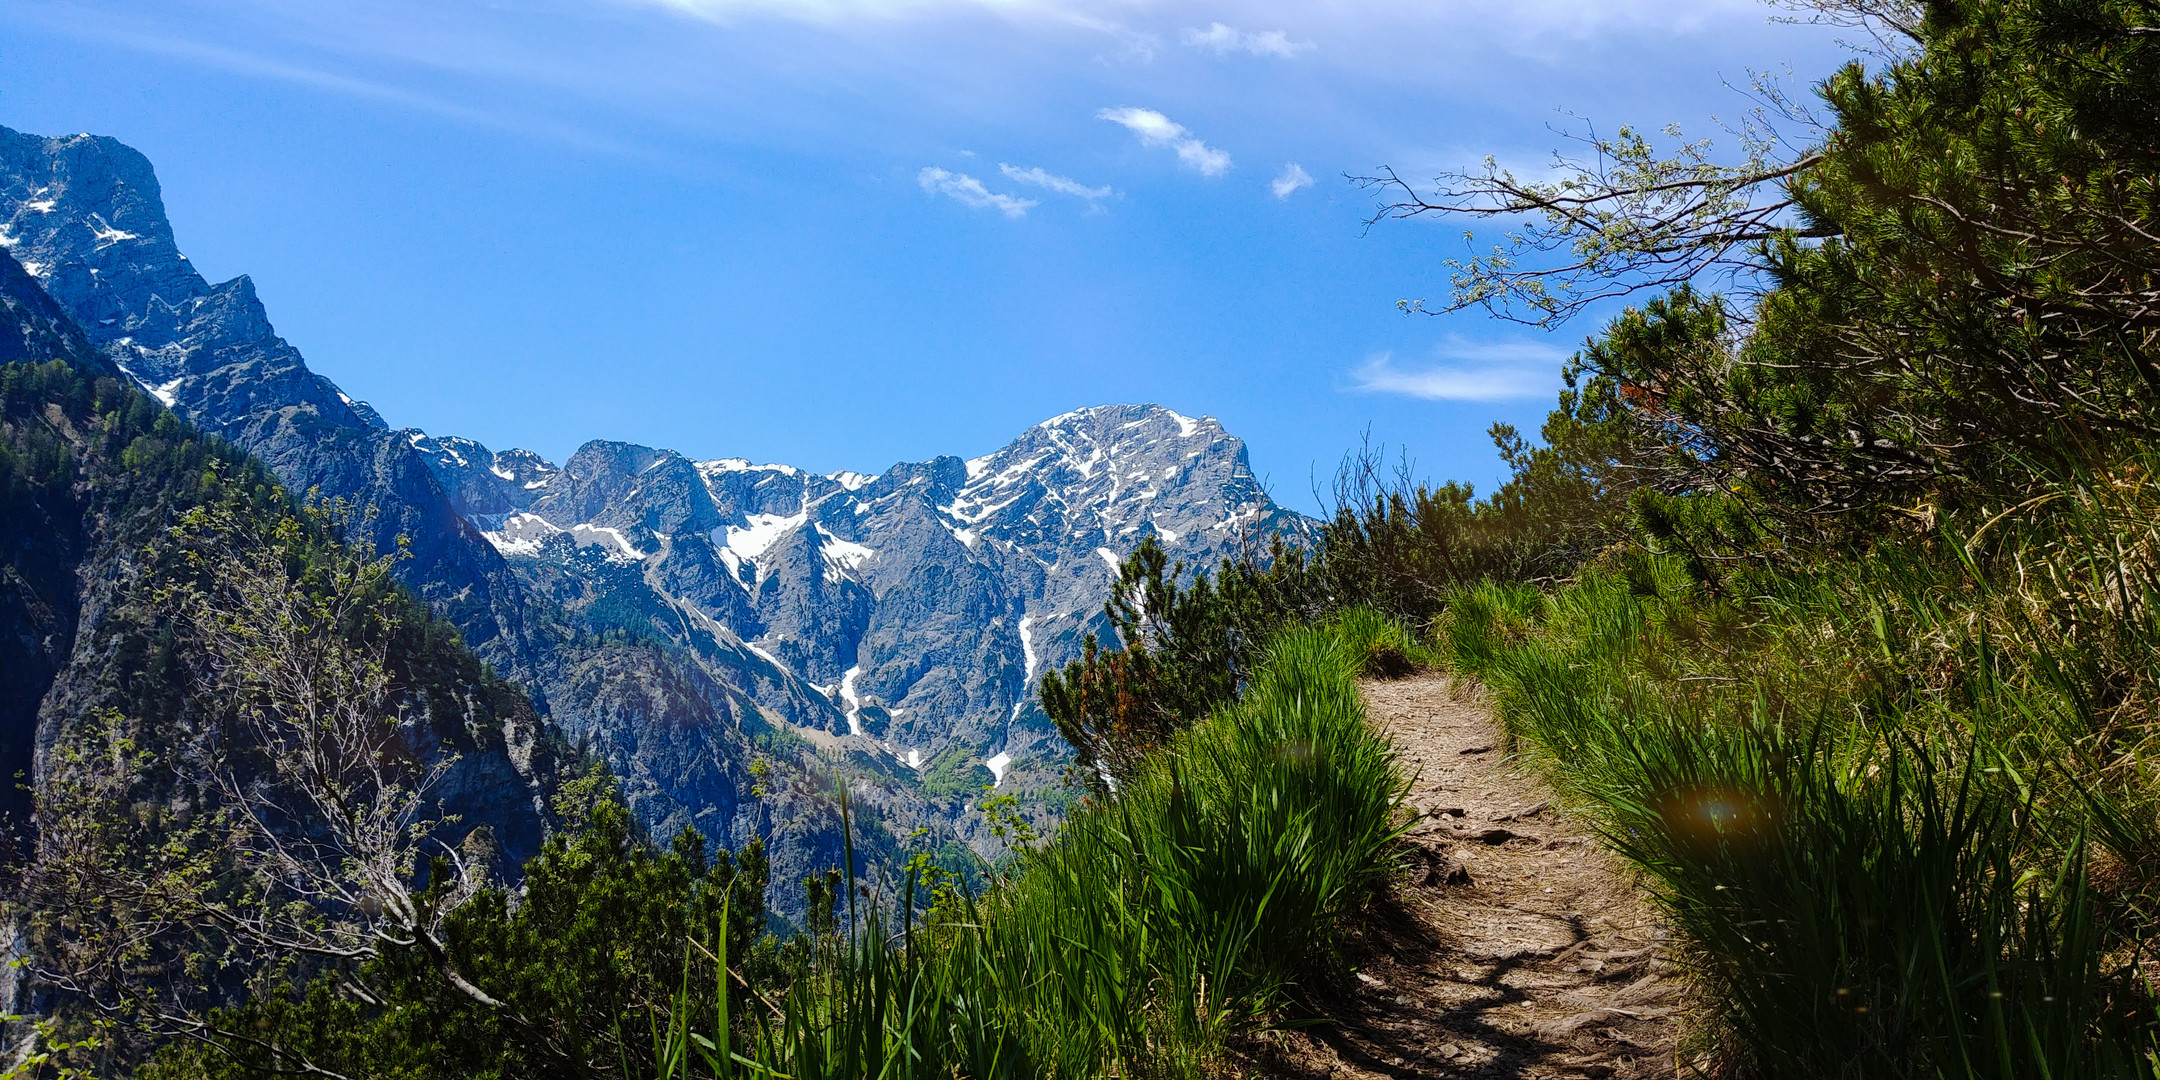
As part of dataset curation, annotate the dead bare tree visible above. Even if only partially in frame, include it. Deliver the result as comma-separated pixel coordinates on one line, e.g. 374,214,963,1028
171,502,501,1007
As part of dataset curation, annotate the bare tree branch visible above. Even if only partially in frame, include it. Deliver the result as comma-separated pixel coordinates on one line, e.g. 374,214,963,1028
1359,112,1832,327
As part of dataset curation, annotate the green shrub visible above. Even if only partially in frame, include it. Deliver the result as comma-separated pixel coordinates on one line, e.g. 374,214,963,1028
140,799,777,1080
1040,535,1318,785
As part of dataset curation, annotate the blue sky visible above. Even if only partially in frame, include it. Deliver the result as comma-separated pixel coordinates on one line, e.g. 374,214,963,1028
0,0,1850,513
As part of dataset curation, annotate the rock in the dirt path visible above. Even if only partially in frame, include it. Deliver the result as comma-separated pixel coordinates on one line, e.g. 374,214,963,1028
1413,846,1474,887
1534,1006,1670,1038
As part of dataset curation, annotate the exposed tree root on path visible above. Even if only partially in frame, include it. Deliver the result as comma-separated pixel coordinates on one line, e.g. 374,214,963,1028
1238,675,1683,1079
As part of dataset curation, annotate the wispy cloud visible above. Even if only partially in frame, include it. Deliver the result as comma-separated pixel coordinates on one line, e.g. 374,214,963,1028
1097,107,1232,176
999,164,1113,203
1181,22,1313,57
1270,162,1314,198
0,3,632,154
1349,339,1567,402
918,167,1037,217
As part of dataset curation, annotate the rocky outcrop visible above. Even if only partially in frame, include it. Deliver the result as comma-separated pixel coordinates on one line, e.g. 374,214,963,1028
0,246,112,838
0,128,544,670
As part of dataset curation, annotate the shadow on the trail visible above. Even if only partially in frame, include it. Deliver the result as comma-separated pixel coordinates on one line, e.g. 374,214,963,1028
1232,880,1660,1079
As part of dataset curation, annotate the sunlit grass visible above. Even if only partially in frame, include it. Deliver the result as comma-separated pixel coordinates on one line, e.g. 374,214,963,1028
657,622,1411,1079
1433,478,2160,1076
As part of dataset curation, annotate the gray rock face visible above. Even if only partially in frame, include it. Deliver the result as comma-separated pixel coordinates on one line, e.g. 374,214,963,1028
403,432,555,518
0,124,1315,904
0,246,112,837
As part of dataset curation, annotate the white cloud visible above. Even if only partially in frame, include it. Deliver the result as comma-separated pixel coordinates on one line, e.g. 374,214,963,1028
999,164,1113,202
917,167,1036,217
1097,106,1232,176
1097,105,1182,144
1176,141,1233,176
1348,340,1567,402
1181,22,1312,57
1270,162,1313,198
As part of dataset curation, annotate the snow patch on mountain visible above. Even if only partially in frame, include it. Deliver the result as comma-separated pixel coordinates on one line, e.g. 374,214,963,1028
1017,615,1040,683
839,665,865,737
88,214,137,247
815,525,875,581
1008,615,1041,725
725,512,806,561
570,523,646,561
700,458,802,478
480,512,562,557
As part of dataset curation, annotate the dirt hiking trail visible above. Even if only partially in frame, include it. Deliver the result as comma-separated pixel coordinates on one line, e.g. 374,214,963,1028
1243,675,1684,1079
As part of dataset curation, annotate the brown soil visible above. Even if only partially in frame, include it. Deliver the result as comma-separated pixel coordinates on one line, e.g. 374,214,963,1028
1238,675,1683,1079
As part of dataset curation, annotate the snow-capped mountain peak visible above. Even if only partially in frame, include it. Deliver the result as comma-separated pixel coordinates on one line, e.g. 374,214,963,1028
393,400,1307,781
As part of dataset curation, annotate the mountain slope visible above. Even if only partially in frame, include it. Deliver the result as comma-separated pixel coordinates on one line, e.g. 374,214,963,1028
0,127,859,898
0,244,573,1028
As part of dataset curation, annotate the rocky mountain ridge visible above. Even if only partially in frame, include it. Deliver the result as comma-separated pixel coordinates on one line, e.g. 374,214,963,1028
404,403,1303,784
